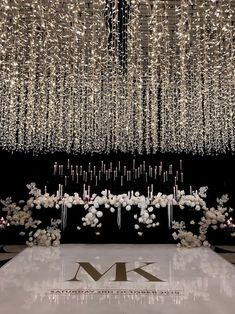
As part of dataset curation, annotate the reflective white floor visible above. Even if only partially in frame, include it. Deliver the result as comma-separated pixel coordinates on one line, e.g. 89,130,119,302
0,244,235,314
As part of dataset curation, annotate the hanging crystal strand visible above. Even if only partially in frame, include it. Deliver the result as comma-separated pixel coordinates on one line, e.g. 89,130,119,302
160,1,172,153
219,0,234,153
189,0,204,155
61,202,68,232
148,1,159,153
176,0,191,152
72,1,83,153
24,1,37,152
127,0,144,153
209,1,224,154
149,0,165,152
0,0,10,150
227,0,235,152
5,13,18,151
201,1,212,154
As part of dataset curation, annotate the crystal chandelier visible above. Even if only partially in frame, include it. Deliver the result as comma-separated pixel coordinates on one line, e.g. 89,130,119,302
0,0,234,154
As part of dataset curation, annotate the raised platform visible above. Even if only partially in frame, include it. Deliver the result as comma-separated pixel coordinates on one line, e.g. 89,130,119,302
0,244,235,313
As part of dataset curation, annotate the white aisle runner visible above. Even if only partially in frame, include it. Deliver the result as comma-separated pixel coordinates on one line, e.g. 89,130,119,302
0,244,235,314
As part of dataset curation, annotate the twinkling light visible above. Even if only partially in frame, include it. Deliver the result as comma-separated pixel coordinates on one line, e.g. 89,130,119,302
0,0,234,154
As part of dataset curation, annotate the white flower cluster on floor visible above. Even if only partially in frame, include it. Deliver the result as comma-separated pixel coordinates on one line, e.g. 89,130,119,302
0,183,234,247
26,219,61,247
172,193,235,248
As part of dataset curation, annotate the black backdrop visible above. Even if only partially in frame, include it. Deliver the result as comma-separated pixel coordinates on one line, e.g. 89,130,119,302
0,151,234,199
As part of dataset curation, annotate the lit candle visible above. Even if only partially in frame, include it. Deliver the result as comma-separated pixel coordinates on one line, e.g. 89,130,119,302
176,171,179,181
163,172,166,183
165,171,168,181
95,176,98,186
159,165,162,176
147,186,150,199
83,184,86,199
180,171,183,183
44,186,47,194
124,166,126,176
151,184,153,196
143,161,145,172
145,172,148,183
101,161,104,172
105,170,108,181
87,185,90,200
174,176,177,185
60,184,63,198
76,173,79,184
118,161,121,171
133,159,135,170
175,185,178,200
169,164,173,175
121,176,123,186
93,165,96,176
61,165,63,176
190,185,192,195
80,165,82,176
67,159,70,169
53,162,57,175
180,159,182,171
90,170,93,181
88,162,91,172
75,165,78,174
110,162,112,171
98,170,101,181
154,166,157,179
71,170,75,181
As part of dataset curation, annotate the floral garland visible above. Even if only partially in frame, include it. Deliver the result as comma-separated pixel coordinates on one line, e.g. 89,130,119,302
0,183,234,247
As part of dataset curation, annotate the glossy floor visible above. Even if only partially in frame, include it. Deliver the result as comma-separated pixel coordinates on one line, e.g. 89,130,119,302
0,244,235,314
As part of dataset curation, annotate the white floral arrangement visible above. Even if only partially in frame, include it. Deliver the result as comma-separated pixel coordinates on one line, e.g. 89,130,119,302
0,183,234,247
172,193,235,248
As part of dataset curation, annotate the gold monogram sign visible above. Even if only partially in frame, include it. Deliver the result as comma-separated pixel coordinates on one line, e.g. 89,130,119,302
68,262,164,282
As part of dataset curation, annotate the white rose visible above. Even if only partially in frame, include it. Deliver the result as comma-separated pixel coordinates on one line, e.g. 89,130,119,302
143,212,149,218
96,211,103,218
86,212,94,219
110,207,115,213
